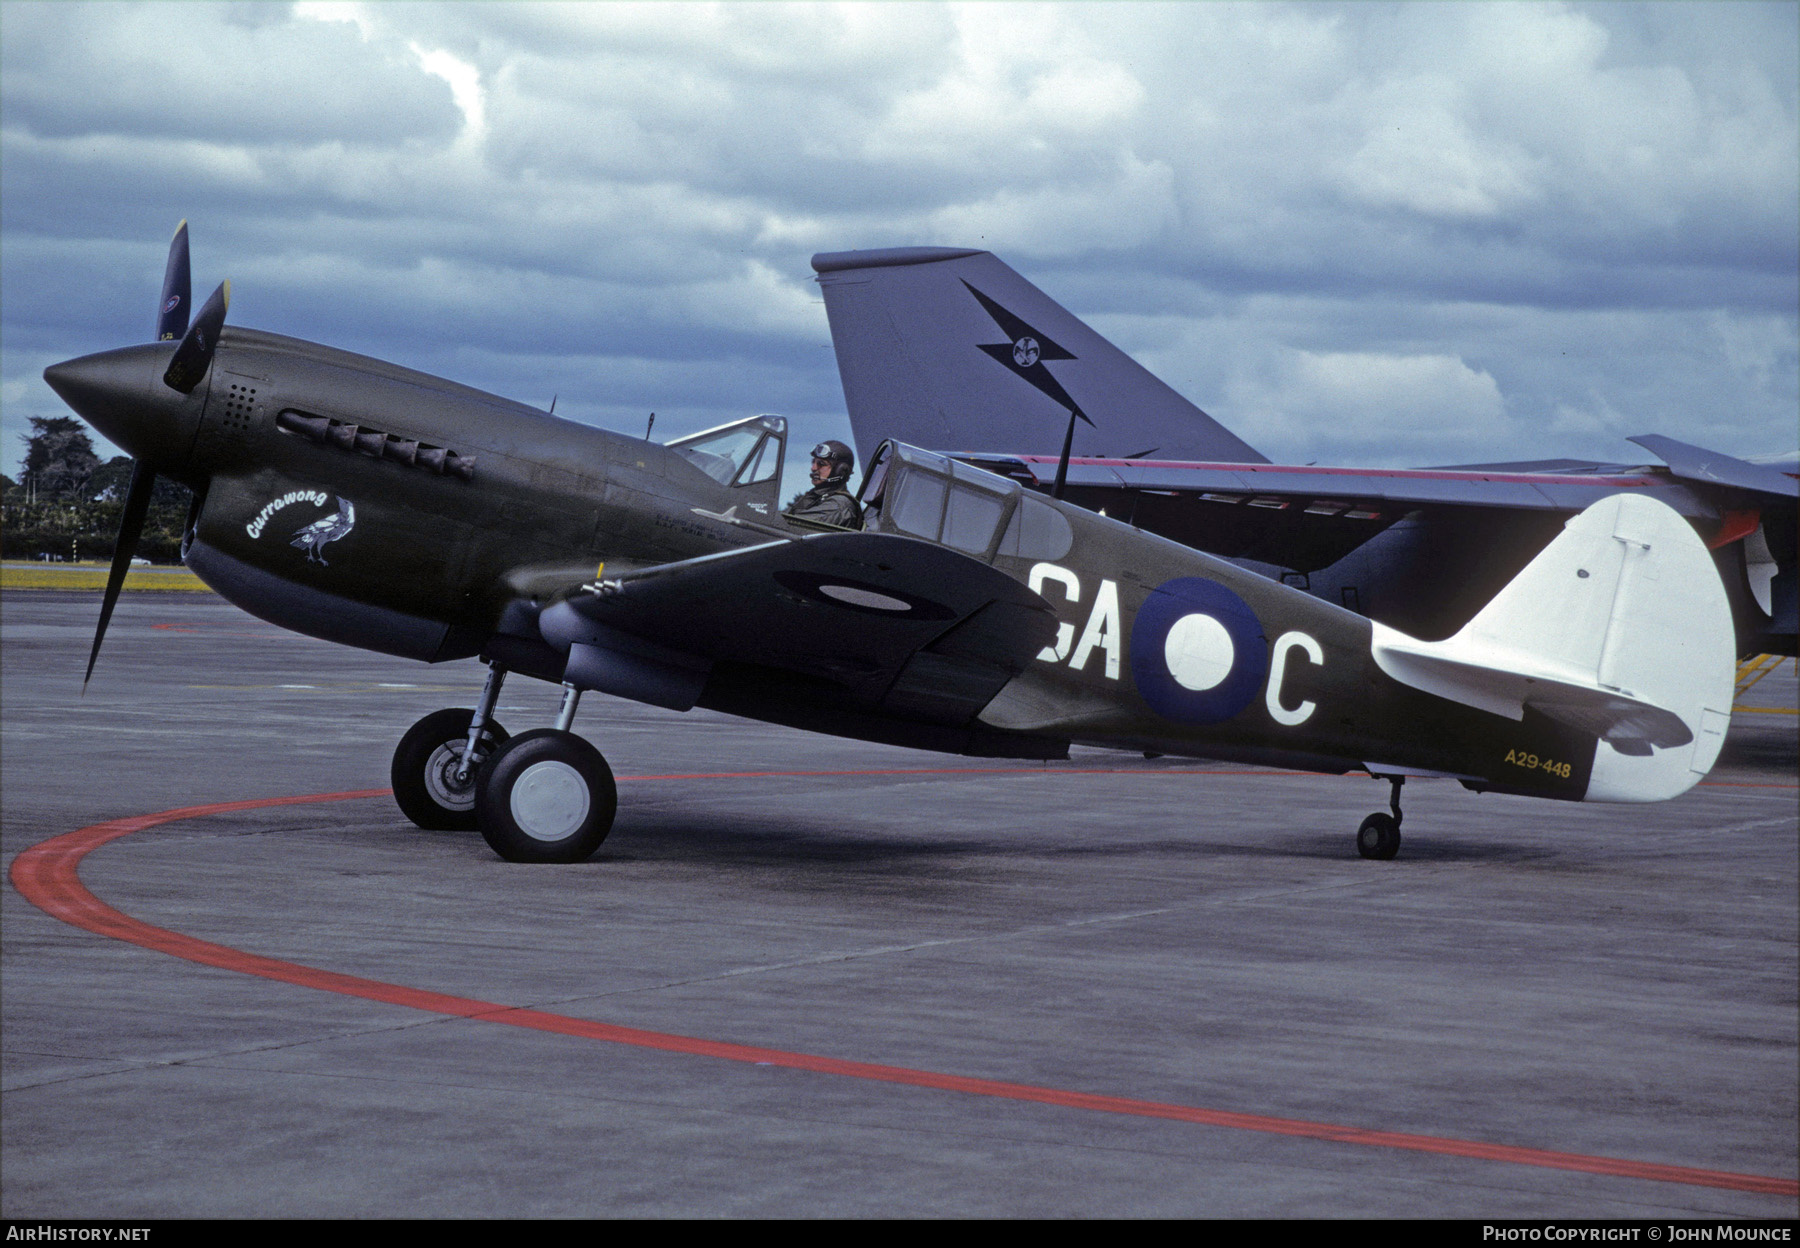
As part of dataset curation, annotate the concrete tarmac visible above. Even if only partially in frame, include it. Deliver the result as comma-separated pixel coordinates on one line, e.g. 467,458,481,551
3,591,1795,1218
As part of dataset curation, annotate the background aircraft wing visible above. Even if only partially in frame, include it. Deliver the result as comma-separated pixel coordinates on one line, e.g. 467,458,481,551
1627,434,1800,499
957,451,1721,567
537,531,1059,726
956,447,1796,654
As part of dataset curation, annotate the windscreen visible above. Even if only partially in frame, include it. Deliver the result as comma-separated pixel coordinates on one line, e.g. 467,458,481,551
668,416,785,487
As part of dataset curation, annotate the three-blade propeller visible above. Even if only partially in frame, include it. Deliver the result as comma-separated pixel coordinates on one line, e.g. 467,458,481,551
86,221,228,689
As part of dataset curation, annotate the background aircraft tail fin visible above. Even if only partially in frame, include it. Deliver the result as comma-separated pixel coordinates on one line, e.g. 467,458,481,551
1371,493,1736,802
811,247,1268,466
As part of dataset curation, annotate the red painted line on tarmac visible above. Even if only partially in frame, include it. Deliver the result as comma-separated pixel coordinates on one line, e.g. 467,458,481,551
152,622,294,638
624,767,1315,780
10,787,1796,1200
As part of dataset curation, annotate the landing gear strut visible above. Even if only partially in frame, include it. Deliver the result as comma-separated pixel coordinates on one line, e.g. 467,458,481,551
1356,776,1404,861
391,662,511,830
473,682,617,864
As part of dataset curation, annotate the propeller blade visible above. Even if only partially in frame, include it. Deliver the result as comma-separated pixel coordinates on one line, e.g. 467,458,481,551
84,459,157,689
162,279,229,394
155,220,191,342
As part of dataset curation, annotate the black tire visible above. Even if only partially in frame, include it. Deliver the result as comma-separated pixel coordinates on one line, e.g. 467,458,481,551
474,729,617,864
391,708,510,831
1356,812,1401,861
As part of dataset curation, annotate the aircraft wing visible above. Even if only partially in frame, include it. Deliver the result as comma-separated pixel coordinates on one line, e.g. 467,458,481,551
535,531,1059,725
1627,434,1799,499
955,446,1796,654
955,451,1717,571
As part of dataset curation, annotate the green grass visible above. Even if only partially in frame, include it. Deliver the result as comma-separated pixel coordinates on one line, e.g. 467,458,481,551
0,562,213,592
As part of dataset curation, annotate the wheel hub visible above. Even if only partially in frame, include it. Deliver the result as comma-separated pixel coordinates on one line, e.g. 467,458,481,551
510,759,591,841
424,742,478,811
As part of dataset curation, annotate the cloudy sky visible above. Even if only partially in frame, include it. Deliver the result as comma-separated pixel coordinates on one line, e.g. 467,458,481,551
3,0,1795,487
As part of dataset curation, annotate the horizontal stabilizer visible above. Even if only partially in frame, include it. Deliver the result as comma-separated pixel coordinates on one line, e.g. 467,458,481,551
1371,493,1735,801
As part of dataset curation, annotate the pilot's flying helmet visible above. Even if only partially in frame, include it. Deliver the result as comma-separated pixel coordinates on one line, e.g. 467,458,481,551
810,440,854,477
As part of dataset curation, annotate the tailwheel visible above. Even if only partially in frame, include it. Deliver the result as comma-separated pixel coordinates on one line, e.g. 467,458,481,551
392,708,510,831
1356,774,1405,860
1356,812,1401,860
475,729,617,863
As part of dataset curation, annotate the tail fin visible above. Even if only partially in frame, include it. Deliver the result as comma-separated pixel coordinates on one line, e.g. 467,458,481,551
812,247,1267,466
1371,493,1736,802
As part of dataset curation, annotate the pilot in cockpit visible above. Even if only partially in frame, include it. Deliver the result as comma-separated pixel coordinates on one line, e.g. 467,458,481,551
783,440,863,530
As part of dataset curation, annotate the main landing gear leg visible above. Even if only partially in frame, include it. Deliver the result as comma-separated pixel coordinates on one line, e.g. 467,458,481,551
391,661,512,831
1356,776,1404,861
455,661,509,785
475,681,617,864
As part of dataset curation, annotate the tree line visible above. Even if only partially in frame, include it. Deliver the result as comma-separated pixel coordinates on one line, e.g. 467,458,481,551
2,417,194,562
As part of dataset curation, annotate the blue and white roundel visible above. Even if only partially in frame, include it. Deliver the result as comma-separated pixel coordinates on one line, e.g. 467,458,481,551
1129,578,1268,724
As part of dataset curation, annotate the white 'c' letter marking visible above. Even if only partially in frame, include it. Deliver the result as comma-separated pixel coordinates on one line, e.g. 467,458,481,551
1267,631,1323,726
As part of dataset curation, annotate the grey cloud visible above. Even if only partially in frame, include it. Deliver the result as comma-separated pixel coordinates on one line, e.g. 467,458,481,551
1092,293,1798,468
1079,3,1798,310
2,1,1793,481
1,1,459,146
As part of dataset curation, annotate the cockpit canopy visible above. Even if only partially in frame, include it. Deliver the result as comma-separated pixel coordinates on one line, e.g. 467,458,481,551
667,414,786,488
859,440,1073,563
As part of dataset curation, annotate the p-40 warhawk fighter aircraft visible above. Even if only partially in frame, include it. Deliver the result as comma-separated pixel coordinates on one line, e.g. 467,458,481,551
47,224,1736,864
813,247,1797,659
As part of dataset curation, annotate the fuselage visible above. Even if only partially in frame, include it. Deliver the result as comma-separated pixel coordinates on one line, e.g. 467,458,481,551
45,328,1730,809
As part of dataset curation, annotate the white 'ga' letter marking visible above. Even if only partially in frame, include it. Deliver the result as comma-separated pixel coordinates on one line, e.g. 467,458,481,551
1029,563,1080,662
1070,579,1121,680
1267,630,1323,726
